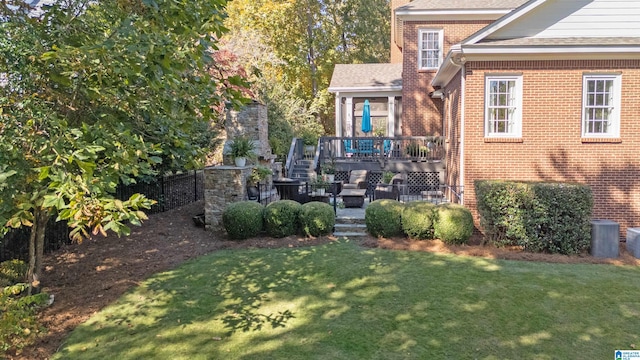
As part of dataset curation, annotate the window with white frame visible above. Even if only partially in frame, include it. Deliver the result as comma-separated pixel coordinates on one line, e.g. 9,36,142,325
582,74,621,137
418,29,443,70
485,75,522,137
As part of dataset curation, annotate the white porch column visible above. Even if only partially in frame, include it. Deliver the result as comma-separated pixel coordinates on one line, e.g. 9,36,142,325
334,92,342,137
387,96,396,137
345,97,353,137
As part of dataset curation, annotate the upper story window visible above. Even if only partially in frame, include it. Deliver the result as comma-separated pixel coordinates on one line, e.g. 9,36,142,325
485,75,522,138
418,29,443,70
582,74,621,138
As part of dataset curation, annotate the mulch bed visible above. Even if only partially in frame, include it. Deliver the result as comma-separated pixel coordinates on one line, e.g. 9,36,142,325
12,200,639,359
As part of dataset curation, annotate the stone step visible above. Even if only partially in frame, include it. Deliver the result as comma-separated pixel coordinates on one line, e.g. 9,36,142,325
334,231,369,238
334,223,367,233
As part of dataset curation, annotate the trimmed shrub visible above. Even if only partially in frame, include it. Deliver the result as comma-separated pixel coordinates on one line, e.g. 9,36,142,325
434,204,474,245
299,201,335,237
475,180,593,254
365,199,404,238
222,201,265,240
402,201,437,239
263,200,302,238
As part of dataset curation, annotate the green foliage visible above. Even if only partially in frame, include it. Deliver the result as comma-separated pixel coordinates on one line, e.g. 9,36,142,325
249,165,272,185
381,171,395,184
475,180,593,254
223,0,390,137
222,201,265,240
229,136,256,160
263,200,302,238
0,0,247,289
298,202,335,237
0,260,28,287
365,199,404,238
401,202,436,240
433,204,474,245
0,260,49,355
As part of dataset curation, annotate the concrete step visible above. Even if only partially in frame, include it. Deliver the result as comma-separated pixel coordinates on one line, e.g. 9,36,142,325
334,223,367,232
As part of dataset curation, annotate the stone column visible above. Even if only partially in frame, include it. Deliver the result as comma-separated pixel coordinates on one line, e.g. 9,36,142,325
204,165,252,230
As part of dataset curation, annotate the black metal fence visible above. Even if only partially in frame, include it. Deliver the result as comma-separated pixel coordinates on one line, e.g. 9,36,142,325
115,170,204,214
1,170,205,262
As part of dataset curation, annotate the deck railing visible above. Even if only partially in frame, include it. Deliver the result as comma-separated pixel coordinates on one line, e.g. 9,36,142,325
318,136,445,164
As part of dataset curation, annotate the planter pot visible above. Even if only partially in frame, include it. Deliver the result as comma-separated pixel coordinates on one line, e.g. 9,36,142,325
317,188,326,195
324,174,335,183
247,185,259,200
234,157,247,167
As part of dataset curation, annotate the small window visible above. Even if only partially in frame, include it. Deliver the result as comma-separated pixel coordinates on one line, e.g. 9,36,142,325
418,29,443,70
582,75,621,138
485,75,522,137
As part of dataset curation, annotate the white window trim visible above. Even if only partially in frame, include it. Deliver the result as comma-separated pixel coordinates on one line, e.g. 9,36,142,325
581,74,621,138
484,75,523,138
418,28,443,70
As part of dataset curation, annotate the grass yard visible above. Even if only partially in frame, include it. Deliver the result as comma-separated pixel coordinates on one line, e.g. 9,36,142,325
54,239,640,359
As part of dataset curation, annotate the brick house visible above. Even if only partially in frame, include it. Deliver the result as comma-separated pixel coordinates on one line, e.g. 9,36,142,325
329,0,640,235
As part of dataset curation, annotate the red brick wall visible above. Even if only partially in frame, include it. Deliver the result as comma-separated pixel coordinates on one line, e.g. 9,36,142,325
390,0,411,64
402,20,491,136
460,60,640,236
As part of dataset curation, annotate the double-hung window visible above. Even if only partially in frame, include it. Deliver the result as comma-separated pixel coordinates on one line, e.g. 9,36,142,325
485,75,522,137
582,74,621,138
418,29,443,70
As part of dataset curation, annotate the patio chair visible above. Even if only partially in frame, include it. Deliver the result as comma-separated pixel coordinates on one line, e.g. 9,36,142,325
343,139,356,155
356,139,380,154
342,169,368,190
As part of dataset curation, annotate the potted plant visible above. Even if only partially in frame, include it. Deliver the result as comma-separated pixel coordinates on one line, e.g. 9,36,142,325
321,159,336,183
311,176,329,195
229,135,256,167
246,165,272,200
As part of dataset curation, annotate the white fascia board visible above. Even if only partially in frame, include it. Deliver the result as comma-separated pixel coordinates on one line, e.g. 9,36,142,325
328,86,402,94
463,0,547,45
331,90,402,99
461,46,640,60
396,10,509,22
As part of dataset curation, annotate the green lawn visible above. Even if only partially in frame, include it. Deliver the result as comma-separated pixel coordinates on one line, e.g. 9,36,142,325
54,239,640,359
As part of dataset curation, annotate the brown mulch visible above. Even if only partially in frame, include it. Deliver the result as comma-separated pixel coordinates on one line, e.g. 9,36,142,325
13,201,640,359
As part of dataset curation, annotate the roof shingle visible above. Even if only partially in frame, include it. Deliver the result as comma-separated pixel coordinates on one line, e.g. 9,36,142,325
329,64,403,91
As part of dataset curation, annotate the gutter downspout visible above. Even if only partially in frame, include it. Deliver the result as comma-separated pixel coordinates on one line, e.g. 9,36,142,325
459,63,466,204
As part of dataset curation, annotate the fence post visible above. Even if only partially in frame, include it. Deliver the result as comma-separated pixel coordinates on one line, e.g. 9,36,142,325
194,170,198,202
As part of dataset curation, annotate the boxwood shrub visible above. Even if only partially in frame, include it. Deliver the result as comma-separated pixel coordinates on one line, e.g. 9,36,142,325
263,200,302,238
222,201,265,240
475,180,593,254
299,201,335,237
402,201,437,239
434,204,474,245
365,199,405,238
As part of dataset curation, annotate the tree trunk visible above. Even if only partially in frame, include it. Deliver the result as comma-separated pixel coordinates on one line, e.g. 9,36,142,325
27,208,48,295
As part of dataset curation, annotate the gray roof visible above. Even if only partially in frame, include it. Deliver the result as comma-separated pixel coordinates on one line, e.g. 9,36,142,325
329,64,403,92
471,37,640,47
396,0,528,11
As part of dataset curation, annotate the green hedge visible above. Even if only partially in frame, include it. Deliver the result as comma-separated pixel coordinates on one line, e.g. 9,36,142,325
402,201,437,240
263,200,302,238
434,204,474,245
365,199,405,238
475,180,593,254
222,201,265,240
299,202,335,237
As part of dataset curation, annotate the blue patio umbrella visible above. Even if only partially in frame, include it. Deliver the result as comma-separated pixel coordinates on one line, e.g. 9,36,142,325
361,100,372,134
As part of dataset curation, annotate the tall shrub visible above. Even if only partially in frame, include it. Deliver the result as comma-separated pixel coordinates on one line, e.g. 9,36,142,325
475,180,593,254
